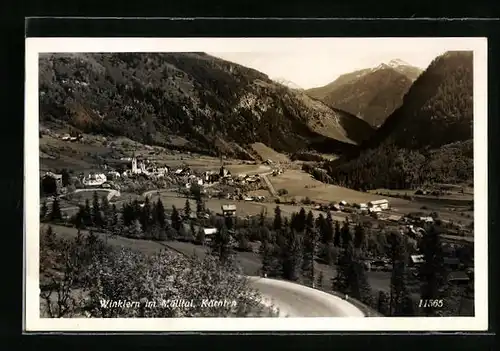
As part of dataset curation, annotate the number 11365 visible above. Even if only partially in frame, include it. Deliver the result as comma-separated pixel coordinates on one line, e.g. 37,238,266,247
418,299,444,308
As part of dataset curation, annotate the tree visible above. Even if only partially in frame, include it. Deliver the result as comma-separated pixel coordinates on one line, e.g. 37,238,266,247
316,270,324,289
61,169,71,187
171,205,182,232
110,204,119,227
333,221,341,247
154,199,166,228
91,191,103,227
302,211,316,286
196,197,205,217
324,211,334,243
126,219,143,239
50,196,62,222
140,197,152,232
353,224,366,250
419,225,447,316
196,228,206,245
237,232,251,252
40,201,48,221
340,220,352,249
388,232,413,316
280,228,302,281
44,225,56,248
273,206,282,231
212,224,233,263
377,291,389,316
184,199,191,219
101,195,111,227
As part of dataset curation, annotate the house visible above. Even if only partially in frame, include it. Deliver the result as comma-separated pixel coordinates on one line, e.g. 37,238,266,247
369,207,382,213
368,199,389,210
388,214,403,222
82,173,107,187
221,204,237,217
410,254,425,265
339,200,347,206
419,216,434,223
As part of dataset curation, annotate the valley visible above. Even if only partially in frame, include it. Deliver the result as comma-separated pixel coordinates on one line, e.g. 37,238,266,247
37,49,475,318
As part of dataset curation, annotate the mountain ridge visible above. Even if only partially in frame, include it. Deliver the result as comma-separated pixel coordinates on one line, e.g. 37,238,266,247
39,52,374,158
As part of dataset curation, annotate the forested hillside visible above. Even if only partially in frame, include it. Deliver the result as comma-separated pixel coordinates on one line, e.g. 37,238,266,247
39,53,373,157
325,51,474,190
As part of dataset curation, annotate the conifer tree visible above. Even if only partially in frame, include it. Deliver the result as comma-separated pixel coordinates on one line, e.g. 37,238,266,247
140,197,152,232
316,270,324,289
101,195,111,225
273,206,282,231
83,199,92,226
49,196,62,222
419,224,446,316
353,224,366,250
184,198,191,218
325,211,334,243
111,204,119,226
340,220,352,249
302,211,316,286
171,205,182,232
196,197,204,217
153,199,166,228
377,291,389,316
196,227,205,245
333,220,341,247
281,228,302,281
40,201,48,221
91,191,102,227
212,223,232,263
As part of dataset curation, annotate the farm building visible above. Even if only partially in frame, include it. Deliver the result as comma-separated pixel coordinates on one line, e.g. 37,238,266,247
221,204,237,217
410,254,425,266
419,216,434,223
388,214,403,222
203,228,218,242
368,199,389,210
82,172,107,187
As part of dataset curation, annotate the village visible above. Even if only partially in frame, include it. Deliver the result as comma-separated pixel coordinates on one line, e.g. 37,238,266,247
40,147,473,284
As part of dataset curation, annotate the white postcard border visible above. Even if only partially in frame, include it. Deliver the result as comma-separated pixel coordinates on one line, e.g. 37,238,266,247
25,37,488,332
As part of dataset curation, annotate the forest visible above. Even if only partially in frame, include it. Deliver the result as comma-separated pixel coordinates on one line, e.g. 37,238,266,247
41,191,474,317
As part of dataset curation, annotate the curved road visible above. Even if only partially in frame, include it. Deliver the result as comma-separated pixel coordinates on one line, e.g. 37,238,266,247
248,277,365,317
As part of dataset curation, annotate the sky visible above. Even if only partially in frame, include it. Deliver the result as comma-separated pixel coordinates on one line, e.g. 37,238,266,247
209,49,446,90
205,38,477,89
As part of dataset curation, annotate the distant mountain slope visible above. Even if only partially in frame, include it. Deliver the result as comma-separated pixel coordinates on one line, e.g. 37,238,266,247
39,53,374,158
323,51,473,190
306,59,423,128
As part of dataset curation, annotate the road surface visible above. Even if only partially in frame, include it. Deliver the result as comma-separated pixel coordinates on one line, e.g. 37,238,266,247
248,277,365,317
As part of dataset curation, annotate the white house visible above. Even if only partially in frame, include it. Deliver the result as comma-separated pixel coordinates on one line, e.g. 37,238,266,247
419,216,434,223
82,173,107,186
368,199,389,210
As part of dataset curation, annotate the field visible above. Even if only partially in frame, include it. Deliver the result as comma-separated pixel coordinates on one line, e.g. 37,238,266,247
250,142,290,163
149,191,339,221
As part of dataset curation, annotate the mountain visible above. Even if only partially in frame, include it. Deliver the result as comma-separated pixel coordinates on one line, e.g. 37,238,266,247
39,53,375,158
273,77,304,91
323,51,473,190
306,59,423,128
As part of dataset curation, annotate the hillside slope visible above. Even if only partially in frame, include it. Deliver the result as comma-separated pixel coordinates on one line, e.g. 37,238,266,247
307,60,422,128
324,51,473,190
39,53,374,158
